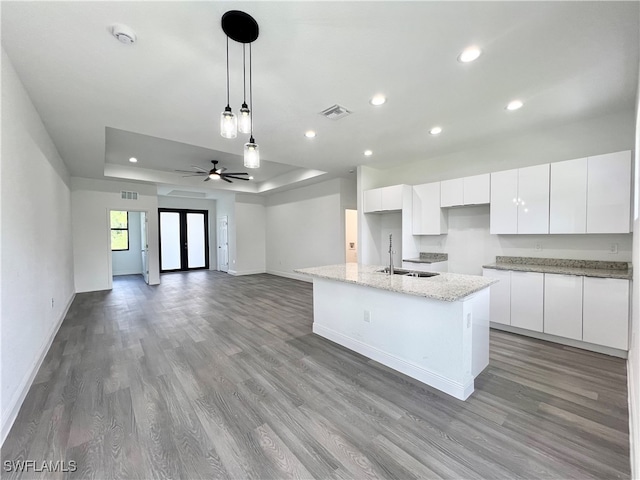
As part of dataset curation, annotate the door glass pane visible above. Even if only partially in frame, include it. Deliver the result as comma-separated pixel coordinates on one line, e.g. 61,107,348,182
187,213,206,268
160,212,181,270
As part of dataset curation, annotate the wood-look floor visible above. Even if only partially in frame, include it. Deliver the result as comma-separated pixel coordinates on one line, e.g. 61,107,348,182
2,271,630,479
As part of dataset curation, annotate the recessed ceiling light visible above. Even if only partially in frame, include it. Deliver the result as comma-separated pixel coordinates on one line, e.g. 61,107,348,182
305,130,316,138
129,157,138,163
458,46,482,63
369,94,386,106
364,150,373,156
506,100,524,111
429,126,442,135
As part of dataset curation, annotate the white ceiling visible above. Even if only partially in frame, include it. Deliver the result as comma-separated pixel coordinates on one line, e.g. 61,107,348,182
2,1,638,195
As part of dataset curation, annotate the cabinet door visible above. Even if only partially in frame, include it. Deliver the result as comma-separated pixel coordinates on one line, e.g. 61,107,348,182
544,274,583,340
510,271,544,332
381,185,404,211
490,169,518,234
363,188,382,213
583,277,629,350
549,158,587,234
440,178,464,207
517,164,549,234
586,151,631,234
482,269,511,326
412,183,447,235
463,174,490,205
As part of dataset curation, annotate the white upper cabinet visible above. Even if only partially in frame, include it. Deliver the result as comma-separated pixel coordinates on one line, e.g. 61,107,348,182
363,185,405,213
441,175,490,207
549,158,587,234
517,164,550,234
586,151,631,234
440,178,464,207
412,182,447,235
490,169,518,234
490,165,549,234
463,174,490,205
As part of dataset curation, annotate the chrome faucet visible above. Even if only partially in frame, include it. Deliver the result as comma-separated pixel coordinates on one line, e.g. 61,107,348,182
388,234,395,275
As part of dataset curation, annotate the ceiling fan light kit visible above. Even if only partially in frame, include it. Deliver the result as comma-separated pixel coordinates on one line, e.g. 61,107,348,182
220,10,261,169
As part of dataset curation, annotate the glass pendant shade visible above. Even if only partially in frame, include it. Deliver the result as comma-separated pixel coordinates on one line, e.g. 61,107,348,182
244,137,260,168
220,107,237,139
238,103,251,134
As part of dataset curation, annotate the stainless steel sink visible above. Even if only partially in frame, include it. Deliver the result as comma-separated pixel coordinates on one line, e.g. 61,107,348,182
377,268,439,278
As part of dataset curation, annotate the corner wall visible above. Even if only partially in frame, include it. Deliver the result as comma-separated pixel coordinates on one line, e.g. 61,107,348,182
266,178,356,281
71,177,160,292
1,49,75,443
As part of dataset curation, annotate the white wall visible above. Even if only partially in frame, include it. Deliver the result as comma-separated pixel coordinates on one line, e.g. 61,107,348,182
359,109,636,274
1,49,75,443
235,195,266,275
266,178,356,281
157,196,217,270
628,62,640,480
111,211,143,276
71,177,160,292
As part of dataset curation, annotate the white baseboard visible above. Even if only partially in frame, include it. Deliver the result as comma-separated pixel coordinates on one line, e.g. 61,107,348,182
313,324,473,400
1,293,75,446
228,269,266,276
266,269,312,283
490,322,628,359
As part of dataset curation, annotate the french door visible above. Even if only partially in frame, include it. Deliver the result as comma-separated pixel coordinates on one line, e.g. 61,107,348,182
159,208,209,272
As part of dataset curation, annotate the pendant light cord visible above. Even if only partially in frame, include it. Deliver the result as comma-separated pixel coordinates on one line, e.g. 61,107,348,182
226,36,230,107
242,44,247,104
249,42,253,138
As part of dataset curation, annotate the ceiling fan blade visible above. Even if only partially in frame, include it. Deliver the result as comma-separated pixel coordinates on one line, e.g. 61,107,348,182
191,165,209,172
224,175,250,181
219,167,227,173
221,177,233,183
181,174,208,178
223,172,248,176
203,177,211,182
175,169,206,174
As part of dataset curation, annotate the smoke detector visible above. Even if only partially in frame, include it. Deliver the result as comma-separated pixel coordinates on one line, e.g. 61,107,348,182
111,24,137,45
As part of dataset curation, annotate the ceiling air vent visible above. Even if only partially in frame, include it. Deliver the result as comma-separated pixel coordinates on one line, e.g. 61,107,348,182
121,191,138,200
319,104,352,120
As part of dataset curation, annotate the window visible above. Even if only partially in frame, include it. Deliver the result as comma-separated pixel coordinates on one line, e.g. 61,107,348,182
110,211,129,251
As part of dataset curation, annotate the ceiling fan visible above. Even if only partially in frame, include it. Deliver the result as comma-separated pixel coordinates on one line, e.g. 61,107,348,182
175,160,251,183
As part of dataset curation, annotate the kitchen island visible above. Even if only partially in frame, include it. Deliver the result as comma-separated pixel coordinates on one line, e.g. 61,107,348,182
295,264,496,400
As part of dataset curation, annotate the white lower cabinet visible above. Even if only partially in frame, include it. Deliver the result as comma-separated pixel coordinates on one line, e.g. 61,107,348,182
482,268,511,326
544,274,583,340
510,271,544,332
583,277,629,350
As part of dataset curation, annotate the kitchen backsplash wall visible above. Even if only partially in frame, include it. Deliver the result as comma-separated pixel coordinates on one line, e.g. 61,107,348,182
419,205,632,275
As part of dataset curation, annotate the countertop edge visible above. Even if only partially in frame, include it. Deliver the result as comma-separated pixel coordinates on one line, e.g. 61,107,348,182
482,263,632,280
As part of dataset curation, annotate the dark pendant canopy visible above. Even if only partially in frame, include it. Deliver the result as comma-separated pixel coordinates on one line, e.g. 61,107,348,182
221,10,259,44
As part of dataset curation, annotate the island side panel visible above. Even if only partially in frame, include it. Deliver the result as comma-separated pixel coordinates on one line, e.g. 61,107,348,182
311,277,474,400
464,288,490,377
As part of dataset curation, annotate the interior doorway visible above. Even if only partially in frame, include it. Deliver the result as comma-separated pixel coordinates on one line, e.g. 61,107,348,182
345,209,358,263
110,209,149,284
159,208,209,272
217,216,229,272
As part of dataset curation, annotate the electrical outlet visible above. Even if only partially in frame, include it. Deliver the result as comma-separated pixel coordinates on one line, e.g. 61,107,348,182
466,313,471,328
364,310,371,323
610,243,618,254
51,298,54,309
535,242,543,252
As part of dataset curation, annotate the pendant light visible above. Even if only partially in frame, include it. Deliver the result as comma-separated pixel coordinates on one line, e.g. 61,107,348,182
221,10,260,168
220,36,237,139
238,44,251,134
244,43,259,168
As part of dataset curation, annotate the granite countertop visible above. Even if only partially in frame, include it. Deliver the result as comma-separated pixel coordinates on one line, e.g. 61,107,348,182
403,252,448,264
482,256,632,280
294,264,496,302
